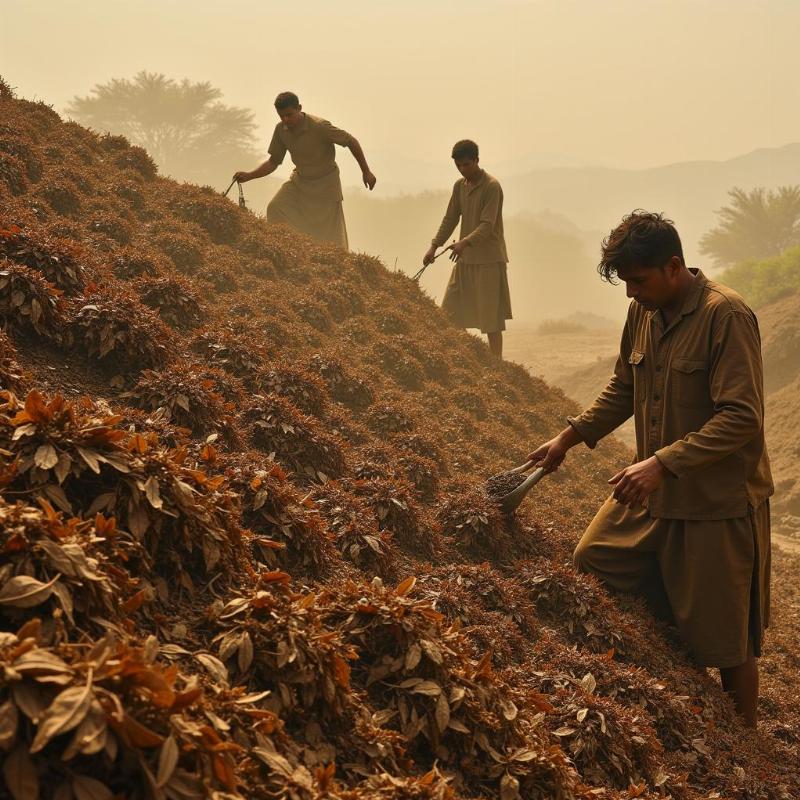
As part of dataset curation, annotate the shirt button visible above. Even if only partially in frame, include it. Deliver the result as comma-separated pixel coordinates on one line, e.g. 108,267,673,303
654,394,661,401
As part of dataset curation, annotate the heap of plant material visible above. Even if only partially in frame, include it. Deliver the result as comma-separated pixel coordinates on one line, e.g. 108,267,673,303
1,75,799,800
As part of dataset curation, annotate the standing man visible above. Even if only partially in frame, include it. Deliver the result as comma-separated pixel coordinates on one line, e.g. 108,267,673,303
423,140,511,358
530,211,773,728
233,92,376,249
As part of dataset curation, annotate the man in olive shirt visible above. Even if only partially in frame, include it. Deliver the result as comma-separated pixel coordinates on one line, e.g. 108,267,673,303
530,211,772,728
234,91,376,249
423,140,511,358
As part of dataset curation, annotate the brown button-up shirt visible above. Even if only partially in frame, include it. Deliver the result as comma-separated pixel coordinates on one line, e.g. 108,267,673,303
432,171,508,264
569,270,773,520
268,113,353,194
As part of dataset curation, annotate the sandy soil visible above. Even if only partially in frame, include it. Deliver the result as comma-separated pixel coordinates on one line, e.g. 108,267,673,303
504,325,620,383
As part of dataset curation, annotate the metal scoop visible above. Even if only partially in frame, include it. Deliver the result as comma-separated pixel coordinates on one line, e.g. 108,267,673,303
498,459,547,515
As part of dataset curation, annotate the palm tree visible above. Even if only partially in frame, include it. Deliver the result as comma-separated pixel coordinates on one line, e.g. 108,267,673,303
67,72,259,184
699,186,800,267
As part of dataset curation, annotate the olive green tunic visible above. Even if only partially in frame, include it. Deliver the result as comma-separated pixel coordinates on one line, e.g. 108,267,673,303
267,113,352,248
569,271,773,666
431,171,512,333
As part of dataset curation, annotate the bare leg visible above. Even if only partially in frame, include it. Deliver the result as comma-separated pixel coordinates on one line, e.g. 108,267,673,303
719,656,758,728
487,331,502,358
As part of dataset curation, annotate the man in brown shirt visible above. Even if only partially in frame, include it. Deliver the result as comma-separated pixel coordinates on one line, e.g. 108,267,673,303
530,211,773,728
423,140,511,357
234,91,376,249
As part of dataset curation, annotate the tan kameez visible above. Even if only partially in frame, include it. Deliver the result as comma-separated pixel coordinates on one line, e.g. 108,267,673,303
267,114,352,248
432,171,512,333
569,271,773,667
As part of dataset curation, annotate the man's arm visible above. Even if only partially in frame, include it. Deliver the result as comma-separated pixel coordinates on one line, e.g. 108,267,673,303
233,157,279,183
567,322,636,448
424,185,460,264
655,309,764,477
319,119,376,190
529,322,635,470
347,138,376,190
234,126,285,183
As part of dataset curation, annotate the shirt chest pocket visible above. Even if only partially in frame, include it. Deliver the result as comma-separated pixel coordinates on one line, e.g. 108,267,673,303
628,350,647,403
671,358,711,409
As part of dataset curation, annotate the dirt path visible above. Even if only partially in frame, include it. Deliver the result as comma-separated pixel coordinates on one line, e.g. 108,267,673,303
504,325,619,382
774,531,800,554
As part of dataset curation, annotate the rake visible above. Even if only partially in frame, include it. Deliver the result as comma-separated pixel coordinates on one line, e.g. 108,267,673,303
223,179,247,209
412,241,455,281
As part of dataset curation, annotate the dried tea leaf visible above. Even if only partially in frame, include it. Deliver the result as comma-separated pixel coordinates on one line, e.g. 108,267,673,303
144,475,163,509
76,446,101,474
30,674,94,753
435,692,450,733
237,632,254,673
72,775,113,800
396,576,416,596
411,680,441,697
34,443,58,470
12,683,47,722
195,653,228,684
0,698,19,751
157,735,180,788
13,649,72,677
404,642,422,671
0,574,60,608
3,745,39,800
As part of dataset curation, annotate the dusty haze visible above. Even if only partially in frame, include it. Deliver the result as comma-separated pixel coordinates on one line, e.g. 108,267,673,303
3,0,800,321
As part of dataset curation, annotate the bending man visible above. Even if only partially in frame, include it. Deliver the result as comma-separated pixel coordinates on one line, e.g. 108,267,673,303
234,91,376,249
530,211,773,728
423,139,512,358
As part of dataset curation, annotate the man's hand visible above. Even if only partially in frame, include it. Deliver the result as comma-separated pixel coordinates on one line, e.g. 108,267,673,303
609,456,667,508
362,170,377,190
448,240,469,261
232,170,252,183
528,426,583,473
423,246,438,266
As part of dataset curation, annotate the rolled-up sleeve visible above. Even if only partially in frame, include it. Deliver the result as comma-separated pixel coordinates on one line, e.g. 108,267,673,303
655,309,764,477
568,322,635,448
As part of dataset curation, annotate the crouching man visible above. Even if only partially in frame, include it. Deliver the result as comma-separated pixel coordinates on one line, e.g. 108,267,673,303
530,211,773,727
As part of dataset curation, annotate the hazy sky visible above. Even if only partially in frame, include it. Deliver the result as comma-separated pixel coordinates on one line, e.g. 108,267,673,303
3,0,800,185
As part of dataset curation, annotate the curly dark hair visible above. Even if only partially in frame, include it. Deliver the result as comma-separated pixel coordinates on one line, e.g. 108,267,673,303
274,91,300,111
451,139,479,161
598,210,684,283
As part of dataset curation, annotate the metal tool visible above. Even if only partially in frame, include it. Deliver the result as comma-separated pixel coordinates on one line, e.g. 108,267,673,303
412,241,455,281
223,180,247,209
498,459,547,515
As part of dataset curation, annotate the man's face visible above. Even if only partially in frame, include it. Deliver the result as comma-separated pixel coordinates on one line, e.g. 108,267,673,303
278,105,303,129
618,257,683,310
454,157,481,181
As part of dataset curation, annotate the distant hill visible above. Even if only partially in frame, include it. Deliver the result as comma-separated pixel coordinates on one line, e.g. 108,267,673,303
503,142,800,263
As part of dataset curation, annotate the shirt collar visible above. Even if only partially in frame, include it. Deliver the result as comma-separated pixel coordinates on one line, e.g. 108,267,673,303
649,268,708,334
283,113,309,134
465,169,487,192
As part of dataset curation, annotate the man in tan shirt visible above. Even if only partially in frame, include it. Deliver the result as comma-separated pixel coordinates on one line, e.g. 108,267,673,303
423,139,511,357
234,91,376,249
531,211,773,728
